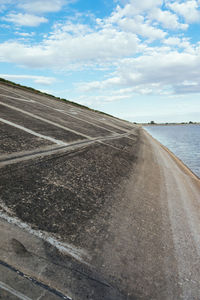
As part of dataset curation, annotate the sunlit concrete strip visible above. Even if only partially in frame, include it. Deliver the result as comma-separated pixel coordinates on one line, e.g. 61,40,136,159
0,281,32,300
1,95,120,136
0,140,94,167
0,131,132,168
0,102,93,140
79,109,135,131
98,140,128,152
0,211,89,264
97,132,129,141
38,101,130,134
0,85,134,133
36,291,46,300
0,145,66,165
35,101,120,135
0,93,35,103
0,118,68,146
0,133,126,167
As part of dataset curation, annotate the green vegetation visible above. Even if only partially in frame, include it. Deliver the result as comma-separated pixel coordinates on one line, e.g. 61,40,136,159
0,77,113,118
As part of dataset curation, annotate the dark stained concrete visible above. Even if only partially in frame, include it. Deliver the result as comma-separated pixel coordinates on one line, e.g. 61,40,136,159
0,121,53,155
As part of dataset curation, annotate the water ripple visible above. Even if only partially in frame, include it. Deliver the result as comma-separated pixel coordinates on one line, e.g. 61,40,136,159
144,124,200,178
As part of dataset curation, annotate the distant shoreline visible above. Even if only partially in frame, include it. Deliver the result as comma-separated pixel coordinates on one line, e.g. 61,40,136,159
141,122,200,126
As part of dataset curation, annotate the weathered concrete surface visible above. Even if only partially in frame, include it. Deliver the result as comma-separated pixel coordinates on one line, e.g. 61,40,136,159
0,81,200,299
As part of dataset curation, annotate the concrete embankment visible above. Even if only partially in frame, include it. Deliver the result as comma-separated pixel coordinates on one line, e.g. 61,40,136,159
0,81,200,299
140,130,200,299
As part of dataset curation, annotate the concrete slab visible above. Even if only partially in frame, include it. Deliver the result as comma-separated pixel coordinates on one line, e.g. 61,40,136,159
0,121,53,155
0,104,86,143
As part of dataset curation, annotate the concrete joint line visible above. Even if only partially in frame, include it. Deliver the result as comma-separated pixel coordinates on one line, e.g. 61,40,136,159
0,101,92,140
0,280,32,300
0,117,68,146
0,93,35,103
37,101,118,135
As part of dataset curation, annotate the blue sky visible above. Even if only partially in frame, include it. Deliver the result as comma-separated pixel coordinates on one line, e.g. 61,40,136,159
0,0,200,123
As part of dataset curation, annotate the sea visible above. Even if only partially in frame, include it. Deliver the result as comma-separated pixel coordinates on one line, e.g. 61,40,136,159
144,124,200,178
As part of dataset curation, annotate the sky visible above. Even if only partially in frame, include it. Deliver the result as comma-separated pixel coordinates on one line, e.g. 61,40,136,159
0,0,200,123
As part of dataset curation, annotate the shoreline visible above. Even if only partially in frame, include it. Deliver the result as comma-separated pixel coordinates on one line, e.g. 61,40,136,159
143,128,200,181
142,129,200,299
142,123,200,126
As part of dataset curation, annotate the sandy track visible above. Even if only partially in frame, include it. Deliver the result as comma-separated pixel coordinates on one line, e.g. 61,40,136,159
144,130,200,299
90,129,200,299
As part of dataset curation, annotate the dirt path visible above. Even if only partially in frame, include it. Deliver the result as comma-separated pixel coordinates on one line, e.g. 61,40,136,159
146,130,200,299
89,129,200,299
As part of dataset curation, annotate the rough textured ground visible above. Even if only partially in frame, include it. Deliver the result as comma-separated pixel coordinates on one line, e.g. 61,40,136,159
0,81,200,300
0,121,53,154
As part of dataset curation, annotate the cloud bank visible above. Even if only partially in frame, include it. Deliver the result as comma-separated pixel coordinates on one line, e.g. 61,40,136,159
0,0,200,104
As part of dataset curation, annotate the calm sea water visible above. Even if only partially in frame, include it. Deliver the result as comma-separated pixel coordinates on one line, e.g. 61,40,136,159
144,124,200,178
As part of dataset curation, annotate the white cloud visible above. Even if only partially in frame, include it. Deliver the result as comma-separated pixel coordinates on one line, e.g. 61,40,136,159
18,0,67,14
0,21,141,68
15,31,35,37
117,15,166,40
0,0,200,101
3,13,48,27
0,0,12,12
163,37,181,46
77,45,200,96
149,8,188,30
0,74,56,85
0,0,69,13
163,37,193,52
101,0,187,42
131,0,163,12
115,0,163,17
102,2,167,41
168,0,200,23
